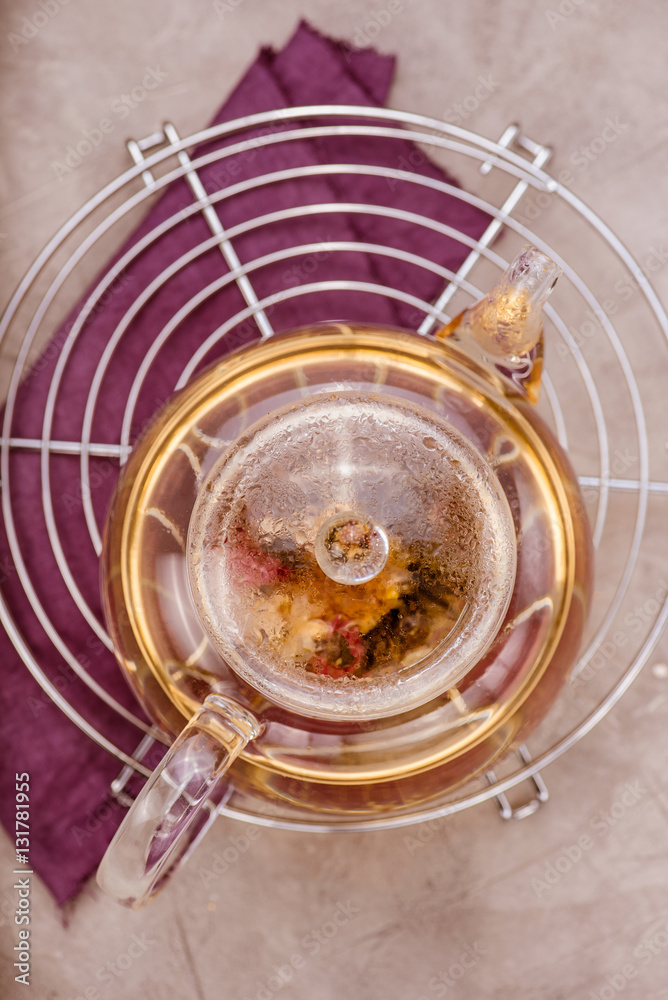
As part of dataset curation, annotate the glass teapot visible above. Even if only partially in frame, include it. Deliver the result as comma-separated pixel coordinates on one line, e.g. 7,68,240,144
97,246,592,907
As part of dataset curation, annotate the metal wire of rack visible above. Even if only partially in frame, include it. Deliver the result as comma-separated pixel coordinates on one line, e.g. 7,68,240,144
2,106,668,834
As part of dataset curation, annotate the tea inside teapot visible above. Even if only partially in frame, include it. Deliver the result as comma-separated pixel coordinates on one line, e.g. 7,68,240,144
189,391,516,720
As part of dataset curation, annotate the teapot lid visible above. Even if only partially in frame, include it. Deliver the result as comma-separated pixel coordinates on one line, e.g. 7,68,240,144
188,390,516,720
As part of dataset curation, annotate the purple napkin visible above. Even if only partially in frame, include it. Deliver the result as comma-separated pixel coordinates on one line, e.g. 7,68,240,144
0,21,491,905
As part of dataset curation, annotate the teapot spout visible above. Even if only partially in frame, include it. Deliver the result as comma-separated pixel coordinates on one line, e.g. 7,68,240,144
437,246,562,403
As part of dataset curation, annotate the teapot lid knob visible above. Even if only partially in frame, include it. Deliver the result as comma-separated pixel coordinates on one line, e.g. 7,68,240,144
314,511,390,585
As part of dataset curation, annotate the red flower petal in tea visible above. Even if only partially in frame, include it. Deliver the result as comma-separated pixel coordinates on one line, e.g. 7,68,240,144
225,530,290,586
307,616,366,678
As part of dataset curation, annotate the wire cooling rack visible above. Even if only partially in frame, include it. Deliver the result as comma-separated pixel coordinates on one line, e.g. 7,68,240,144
2,106,668,833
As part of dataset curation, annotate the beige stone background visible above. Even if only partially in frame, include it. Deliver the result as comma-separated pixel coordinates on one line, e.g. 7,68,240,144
2,1,668,998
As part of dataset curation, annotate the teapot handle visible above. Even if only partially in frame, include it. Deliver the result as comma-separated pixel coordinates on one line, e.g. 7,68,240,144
96,694,263,908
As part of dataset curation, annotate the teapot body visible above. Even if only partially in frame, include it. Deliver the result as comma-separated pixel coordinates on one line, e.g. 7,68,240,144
102,322,592,822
